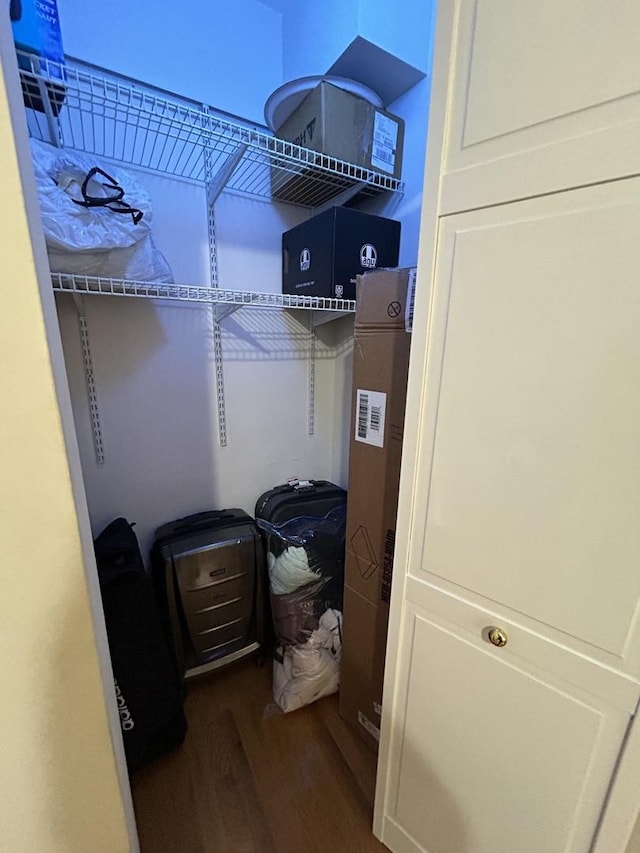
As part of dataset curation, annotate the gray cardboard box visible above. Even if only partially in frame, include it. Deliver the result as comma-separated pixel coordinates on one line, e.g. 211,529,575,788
271,82,404,202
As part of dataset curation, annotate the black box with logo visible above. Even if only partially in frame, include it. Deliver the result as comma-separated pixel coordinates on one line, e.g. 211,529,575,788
282,207,401,301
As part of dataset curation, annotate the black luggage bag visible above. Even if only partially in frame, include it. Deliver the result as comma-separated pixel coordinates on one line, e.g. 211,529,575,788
151,509,267,678
94,518,187,775
255,479,347,525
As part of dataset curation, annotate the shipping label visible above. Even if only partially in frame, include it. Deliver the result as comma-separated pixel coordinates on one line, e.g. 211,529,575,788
372,112,399,174
355,389,387,448
405,268,417,332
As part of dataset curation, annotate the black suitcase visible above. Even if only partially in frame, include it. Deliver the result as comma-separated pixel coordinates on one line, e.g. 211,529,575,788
254,479,347,524
94,518,187,775
255,480,347,614
151,509,266,679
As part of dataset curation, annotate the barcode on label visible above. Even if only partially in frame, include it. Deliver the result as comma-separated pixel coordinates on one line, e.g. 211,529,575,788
405,268,417,333
357,393,369,439
355,389,386,448
372,112,398,174
373,145,393,165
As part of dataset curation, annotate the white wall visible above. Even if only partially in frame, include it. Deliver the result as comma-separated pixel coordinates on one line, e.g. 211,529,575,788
0,13,134,852
280,0,432,81
281,0,359,81
358,0,435,75
57,0,283,123
391,79,432,267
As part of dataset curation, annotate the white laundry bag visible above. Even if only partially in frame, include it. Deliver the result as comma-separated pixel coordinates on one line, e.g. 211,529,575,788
31,138,174,282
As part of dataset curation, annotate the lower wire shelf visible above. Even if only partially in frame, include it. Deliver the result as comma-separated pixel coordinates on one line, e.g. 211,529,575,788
51,272,356,313
53,271,354,462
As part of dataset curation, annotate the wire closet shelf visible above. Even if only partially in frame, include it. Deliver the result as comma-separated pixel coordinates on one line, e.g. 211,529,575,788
51,273,356,312
19,52,404,208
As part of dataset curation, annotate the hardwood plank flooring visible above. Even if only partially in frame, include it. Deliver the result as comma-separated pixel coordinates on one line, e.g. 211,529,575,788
132,659,388,853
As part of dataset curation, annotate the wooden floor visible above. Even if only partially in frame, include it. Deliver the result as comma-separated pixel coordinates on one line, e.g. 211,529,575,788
132,659,388,853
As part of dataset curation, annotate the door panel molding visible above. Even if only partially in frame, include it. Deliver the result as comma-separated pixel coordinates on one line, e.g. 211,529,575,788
442,0,640,212
383,605,631,853
411,182,640,672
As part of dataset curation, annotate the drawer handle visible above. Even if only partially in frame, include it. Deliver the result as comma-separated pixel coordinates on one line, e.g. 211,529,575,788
488,627,508,648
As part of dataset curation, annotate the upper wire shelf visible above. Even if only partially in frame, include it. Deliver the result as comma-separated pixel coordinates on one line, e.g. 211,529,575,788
18,52,403,208
51,273,356,313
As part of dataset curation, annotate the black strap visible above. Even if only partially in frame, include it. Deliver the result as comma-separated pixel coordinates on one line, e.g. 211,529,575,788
71,166,144,225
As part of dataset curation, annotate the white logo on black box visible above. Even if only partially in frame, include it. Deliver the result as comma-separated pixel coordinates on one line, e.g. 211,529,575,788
360,244,377,269
300,248,311,271
335,284,344,298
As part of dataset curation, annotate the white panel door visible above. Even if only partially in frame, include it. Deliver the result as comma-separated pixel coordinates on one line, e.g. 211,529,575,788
376,176,640,853
411,179,640,674
440,0,640,213
375,3,640,851
380,604,632,853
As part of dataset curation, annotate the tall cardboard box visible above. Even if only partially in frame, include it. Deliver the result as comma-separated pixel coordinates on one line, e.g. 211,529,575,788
339,267,415,751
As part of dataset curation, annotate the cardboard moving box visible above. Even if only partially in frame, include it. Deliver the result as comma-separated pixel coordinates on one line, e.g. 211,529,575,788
271,81,404,203
339,267,415,751
282,206,400,301
275,81,404,178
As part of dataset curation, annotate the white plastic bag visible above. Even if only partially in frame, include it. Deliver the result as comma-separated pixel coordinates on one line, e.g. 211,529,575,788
31,138,174,282
271,609,343,713
47,233,173,282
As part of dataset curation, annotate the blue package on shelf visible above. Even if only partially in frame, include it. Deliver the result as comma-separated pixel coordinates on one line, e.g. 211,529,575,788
11,0,66,116
11,0,64,65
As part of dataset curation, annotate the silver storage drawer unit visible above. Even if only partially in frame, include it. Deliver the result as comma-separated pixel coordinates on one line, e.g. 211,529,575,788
151,510,266,679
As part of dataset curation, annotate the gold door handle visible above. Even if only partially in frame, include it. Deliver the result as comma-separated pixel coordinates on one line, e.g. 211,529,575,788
488,627,508,648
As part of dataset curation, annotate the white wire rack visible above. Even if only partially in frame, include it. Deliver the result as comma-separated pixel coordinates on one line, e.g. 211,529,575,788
19,52,404,208
25,53,368,452
51,273,357,312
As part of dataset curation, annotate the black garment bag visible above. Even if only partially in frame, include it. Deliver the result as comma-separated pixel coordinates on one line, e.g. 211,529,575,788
94,518,187,774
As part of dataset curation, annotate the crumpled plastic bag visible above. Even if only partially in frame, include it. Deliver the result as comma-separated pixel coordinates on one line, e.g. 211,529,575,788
272,609,342,713
31,138,173,282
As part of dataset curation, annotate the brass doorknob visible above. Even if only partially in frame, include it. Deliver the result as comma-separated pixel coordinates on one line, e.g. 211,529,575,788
488,627,508,648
